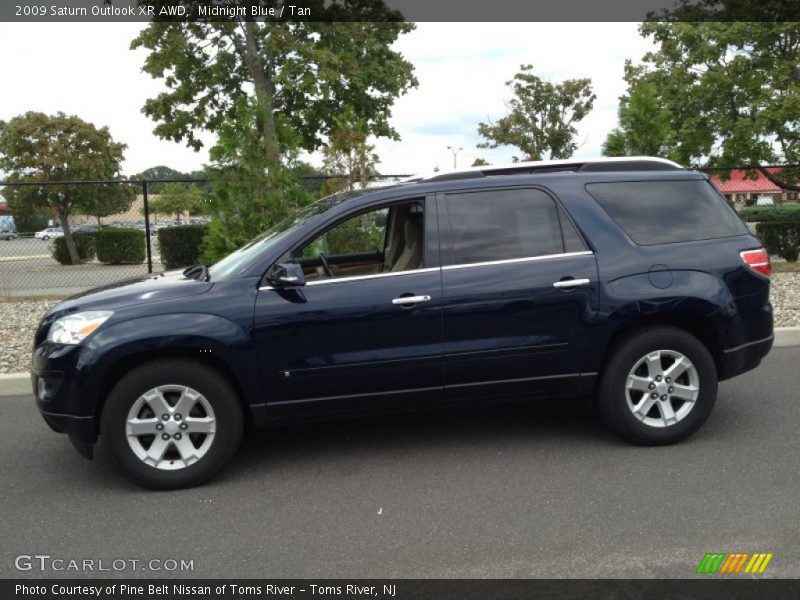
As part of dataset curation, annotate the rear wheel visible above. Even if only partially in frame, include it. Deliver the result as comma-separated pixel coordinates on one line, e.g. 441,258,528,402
597,326,717,445
100,359,243,489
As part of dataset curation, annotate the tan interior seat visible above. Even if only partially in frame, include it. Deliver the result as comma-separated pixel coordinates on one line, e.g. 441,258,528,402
391,217,423,272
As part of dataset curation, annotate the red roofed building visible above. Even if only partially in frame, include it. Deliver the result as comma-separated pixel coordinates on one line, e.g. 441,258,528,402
710,168,798,207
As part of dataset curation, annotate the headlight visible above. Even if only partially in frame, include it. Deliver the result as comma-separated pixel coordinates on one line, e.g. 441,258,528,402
47,311,113,345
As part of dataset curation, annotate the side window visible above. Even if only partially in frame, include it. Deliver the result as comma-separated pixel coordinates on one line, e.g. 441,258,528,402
444,189,577,265
293,202,425,281
585,180,749,245
300,208,388,259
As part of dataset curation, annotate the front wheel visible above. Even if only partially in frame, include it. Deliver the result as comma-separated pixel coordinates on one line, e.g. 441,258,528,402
597,326,717,445
100,359,244,489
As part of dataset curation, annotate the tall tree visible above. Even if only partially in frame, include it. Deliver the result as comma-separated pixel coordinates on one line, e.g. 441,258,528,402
603,64,675,158
478,65,596,161
629,22,800,186
133,1,416,256
200,97,314,261
0,112,128,263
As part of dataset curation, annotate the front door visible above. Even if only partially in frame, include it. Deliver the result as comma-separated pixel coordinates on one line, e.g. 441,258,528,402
253,198,444,418
439,187,599,400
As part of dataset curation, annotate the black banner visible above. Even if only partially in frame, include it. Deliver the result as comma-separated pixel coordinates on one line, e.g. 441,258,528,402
2,0,800,23
4,579,800,600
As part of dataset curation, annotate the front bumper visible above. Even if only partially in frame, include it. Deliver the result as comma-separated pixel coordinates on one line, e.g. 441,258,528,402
31,342,99,459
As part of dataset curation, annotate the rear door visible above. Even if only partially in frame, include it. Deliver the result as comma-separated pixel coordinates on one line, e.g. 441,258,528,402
438,187,599,400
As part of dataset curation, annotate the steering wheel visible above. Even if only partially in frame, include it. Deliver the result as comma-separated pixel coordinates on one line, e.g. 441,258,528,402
318,252,334,277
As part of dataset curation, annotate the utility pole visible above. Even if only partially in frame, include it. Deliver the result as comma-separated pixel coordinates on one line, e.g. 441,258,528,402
446,145,463,169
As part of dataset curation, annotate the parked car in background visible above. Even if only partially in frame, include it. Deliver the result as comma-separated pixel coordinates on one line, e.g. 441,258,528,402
137,221,158,236
1,226,17,240
34,227,63,240
32,157,773,489
73,224,100,235
755,195,775,206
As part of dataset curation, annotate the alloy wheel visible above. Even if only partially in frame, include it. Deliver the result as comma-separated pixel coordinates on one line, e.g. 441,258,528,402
125,385,216,470
624,349,700,428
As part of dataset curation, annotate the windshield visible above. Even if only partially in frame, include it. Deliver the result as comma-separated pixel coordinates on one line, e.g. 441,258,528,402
206,191,363,280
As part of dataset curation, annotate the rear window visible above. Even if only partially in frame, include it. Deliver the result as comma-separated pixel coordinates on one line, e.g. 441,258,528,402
585,180,748,245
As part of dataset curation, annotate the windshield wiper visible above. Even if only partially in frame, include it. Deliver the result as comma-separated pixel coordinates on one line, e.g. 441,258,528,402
182,264,210,282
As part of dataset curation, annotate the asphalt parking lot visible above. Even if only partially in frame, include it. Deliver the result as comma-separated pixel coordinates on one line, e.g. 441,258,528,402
1,348,798,579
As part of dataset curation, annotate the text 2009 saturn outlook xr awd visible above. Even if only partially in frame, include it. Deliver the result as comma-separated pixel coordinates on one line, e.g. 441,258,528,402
32,158,773,489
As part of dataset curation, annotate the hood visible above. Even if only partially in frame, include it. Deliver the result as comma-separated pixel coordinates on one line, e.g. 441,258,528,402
45,270,214,318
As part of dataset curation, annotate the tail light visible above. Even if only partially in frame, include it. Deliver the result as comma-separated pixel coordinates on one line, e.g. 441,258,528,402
740,248,771,278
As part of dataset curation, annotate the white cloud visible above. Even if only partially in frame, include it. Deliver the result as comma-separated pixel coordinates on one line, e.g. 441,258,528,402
0,21,655,178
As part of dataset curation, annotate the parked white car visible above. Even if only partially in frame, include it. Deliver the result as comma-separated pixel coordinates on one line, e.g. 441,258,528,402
35,227,64,240
756,195,775,206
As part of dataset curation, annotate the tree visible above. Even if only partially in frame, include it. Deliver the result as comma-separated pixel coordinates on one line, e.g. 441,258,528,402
200,97,314,261
602,66,675,158
0,112,128,263
148,183,206,221
131,3,416,169
6,199,50,233
133,2,416,259
81,184,137,225
471,158,490,167
132,165,212,194
133,165,184,194
321,112,378,194
478,65,596,161
628,22,800,186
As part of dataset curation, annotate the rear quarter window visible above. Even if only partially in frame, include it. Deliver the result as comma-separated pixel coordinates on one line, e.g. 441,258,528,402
585,180,748,245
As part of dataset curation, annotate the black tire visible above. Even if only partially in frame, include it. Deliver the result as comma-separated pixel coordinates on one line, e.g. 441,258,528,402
100,359,244,490
597,326,717,445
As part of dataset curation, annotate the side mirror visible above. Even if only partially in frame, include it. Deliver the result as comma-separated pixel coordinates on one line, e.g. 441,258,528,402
270,262,306,287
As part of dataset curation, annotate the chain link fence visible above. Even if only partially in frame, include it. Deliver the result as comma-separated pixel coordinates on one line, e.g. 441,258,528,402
0,176,408,298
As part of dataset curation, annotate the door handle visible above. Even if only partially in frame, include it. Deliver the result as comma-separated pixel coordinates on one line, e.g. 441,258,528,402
552,278,590,289
392,295,432,305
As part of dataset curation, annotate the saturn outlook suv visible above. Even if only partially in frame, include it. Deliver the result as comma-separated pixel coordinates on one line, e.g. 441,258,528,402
31,157,773,489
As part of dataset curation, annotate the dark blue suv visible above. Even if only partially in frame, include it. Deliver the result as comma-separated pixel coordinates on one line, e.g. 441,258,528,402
32,158,774,489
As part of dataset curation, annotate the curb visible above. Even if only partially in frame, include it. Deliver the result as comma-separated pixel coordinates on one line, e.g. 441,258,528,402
1,327,799,397
0,373,31,396
774,326,800,348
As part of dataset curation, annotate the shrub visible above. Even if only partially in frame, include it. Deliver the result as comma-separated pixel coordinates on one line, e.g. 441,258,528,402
158,224,208,269
738,204,800,223
52,234,96,265
95,228,145,264
756,222,800,262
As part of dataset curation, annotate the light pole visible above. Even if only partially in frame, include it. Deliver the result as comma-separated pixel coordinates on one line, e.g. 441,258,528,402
447,145,463,169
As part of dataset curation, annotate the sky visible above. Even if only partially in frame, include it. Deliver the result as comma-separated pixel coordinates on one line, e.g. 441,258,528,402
0,22,655,179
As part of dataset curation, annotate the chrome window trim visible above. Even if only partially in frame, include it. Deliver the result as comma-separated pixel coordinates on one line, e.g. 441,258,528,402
259,267,440,290
258,250,594,291
441,250,593,271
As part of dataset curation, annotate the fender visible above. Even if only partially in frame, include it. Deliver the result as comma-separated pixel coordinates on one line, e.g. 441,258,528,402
586,270,737,372
65,312,263,424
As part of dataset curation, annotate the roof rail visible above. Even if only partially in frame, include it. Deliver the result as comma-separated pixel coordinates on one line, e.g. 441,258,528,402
414,156,684,183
